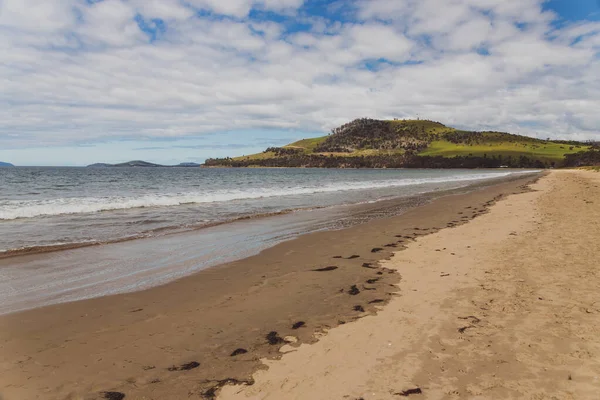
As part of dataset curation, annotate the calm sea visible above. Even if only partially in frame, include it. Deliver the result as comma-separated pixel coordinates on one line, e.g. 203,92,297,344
1,167,535,255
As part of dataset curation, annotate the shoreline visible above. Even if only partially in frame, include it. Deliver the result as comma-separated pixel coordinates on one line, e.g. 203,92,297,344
0,172,542,399
0,208,303,260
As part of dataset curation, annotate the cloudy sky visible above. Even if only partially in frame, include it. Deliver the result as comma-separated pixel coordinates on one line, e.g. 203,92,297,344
1,0,599,166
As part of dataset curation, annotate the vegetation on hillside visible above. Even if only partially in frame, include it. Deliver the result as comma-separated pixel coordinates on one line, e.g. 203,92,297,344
205,118,594,169
563,148,600,167
313,118,441,153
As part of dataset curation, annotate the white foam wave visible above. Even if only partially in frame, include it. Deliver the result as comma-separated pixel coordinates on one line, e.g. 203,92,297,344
0,171,533,220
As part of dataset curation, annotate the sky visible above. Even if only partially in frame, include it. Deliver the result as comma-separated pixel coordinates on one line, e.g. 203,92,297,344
0,0,599,166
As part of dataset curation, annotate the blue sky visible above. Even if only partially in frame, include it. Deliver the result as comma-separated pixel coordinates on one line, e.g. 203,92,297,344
545,0,600,21
0,0,599,166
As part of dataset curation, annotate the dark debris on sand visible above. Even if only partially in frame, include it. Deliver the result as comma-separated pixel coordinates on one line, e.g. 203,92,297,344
395,388,423,396
292,321,306,329
102,392,125,400
348,285,360,295
312,266,338,272
168,361,200,371
266,331,285,345
201,378,255,400
230,348,248,357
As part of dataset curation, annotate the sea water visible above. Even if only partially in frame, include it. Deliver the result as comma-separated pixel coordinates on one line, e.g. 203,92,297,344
1,167,533,254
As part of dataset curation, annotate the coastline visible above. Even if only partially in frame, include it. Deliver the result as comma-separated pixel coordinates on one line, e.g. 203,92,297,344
0,172,541,399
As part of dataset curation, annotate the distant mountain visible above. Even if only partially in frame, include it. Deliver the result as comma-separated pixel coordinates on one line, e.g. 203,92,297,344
176,162,201,167
0,161,14,167
87,160,163,167
87,163,113,167
113,160,163,167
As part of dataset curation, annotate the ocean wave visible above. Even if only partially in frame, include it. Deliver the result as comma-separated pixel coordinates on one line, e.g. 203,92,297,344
0,171,529,220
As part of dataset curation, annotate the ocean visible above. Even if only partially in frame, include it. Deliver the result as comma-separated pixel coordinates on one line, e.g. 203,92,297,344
0,167,541,254
0,167,538,314
1,167,533,254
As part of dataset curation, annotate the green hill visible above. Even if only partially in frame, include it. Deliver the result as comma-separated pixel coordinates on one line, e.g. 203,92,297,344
205,119,595,168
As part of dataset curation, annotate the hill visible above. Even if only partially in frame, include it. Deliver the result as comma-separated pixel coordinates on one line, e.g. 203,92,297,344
113,160,163,167
87,163,113,167
204,119,594,168
87,160,164,167
0,161,14,167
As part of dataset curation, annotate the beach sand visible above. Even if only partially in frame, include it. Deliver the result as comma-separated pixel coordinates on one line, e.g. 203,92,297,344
219,170,600,400
3,170,597,399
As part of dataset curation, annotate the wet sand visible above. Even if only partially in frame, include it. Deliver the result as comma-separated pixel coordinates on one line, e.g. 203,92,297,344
0,173,540,400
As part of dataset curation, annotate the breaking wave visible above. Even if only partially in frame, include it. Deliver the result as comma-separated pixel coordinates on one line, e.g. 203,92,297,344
0,171,528,220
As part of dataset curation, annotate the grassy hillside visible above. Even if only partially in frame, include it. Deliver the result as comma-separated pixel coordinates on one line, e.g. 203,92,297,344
419,131,587,164
209,119,593,168
285,137,327,152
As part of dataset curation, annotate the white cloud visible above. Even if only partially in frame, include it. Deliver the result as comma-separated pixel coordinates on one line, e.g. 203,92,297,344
184,0,304,17
76,0,144,46
347,24,413,62
185,0,252,18
0,0,599,158
0,0,76,32
443,16,492,51
131,0,195,21
256,0,305,13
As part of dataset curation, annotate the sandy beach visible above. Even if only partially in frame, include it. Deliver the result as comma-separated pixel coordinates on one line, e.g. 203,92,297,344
220,170,600,400
1,170,598,399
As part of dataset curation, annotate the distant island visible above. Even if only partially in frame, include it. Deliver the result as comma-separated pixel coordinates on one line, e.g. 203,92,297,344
0,161,14,167
87,160,163,168
87,160,202,168
204,118,600,169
